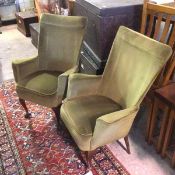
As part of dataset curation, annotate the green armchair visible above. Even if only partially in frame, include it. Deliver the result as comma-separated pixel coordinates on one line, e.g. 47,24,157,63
12,13,87,118
60,26,172,164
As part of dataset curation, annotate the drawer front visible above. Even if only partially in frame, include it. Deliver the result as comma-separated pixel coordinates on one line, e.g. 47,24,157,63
30,25,39,48
79,50,103,75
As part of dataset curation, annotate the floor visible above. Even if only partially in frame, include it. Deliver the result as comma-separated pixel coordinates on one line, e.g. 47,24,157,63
0,25,37,83
0,25,174,175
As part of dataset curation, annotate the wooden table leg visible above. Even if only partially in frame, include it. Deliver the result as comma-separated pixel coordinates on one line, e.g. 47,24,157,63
161,110,174,158
172,152,175,167
148,98,159,144
145,97,154,141
156,104,170,153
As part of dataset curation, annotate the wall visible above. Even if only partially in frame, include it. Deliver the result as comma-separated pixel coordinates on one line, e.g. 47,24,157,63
17,0,35,11
0,0,35,21
0,4,16,21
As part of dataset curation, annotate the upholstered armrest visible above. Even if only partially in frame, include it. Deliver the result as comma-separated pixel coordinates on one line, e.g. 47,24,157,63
91,106,139,150
66,73,102,98
57,66,79,98
98,106,139,124
12,56,39,82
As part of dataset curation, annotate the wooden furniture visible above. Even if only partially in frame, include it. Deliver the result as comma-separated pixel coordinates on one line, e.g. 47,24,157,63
148,88,171,153
162,109,175,167
15,11,38,37
73,0,143,74
140,0,175,142
150,83,175,167
68,0,75,15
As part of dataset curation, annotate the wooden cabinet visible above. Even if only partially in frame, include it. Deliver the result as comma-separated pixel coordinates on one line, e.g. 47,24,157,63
73,0,143,74
15,11,38,37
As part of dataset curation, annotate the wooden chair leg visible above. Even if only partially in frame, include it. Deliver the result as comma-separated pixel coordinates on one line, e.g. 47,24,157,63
161,110,174,158
52,105,61,118
147,98,159,144
52,105,62,126
84,149,96,168
145,100,154,142
124,136,130,154
156,105,170,153
19,98,31,118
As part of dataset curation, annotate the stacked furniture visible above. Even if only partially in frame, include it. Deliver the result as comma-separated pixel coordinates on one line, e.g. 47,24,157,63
141,0,175,142
141,0,175,167
72,0,143,74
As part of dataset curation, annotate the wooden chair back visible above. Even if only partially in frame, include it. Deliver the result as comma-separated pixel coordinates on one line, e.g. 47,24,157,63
141,0,175,86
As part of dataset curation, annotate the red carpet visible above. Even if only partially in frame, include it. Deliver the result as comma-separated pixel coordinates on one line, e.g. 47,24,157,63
0,80,130,175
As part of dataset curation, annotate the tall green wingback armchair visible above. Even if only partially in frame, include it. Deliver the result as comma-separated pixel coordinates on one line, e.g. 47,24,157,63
60,26,172,163
12,14,87,118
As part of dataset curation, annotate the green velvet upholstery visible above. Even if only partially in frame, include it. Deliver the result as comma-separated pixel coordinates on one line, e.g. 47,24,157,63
12,14,87,108
61,26,172,151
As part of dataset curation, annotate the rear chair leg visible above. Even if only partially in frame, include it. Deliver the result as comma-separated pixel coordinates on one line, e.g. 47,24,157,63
52,105,61,118
84,149,96,168
52,105,61,126
19,98,31,118
124,136,131,154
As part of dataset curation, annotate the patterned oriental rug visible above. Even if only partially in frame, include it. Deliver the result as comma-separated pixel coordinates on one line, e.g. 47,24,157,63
0,80,130,175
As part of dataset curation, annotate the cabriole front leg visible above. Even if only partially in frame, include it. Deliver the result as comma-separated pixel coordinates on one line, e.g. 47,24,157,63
19,98,31,118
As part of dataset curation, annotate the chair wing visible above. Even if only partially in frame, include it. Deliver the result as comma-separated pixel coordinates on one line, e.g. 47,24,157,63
99,26,172,108
38,14,87,72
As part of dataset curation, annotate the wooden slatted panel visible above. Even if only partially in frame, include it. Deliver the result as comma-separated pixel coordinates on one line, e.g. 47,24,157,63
147,3,175,15
146,12,155,37
153,13,163,40
163,53,175,85
168,24,175,48
160,15,171,43
141,0,149,34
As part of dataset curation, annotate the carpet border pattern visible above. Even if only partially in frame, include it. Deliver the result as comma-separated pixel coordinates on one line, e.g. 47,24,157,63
0,100,26,175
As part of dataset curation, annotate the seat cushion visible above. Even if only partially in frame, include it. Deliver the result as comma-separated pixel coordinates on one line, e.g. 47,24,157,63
61,95,122,136
17,70,62,96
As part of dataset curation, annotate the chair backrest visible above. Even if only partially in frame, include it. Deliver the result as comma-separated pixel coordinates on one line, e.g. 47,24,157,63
38,13,87,72
141,0,175,86
99,26,172,108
